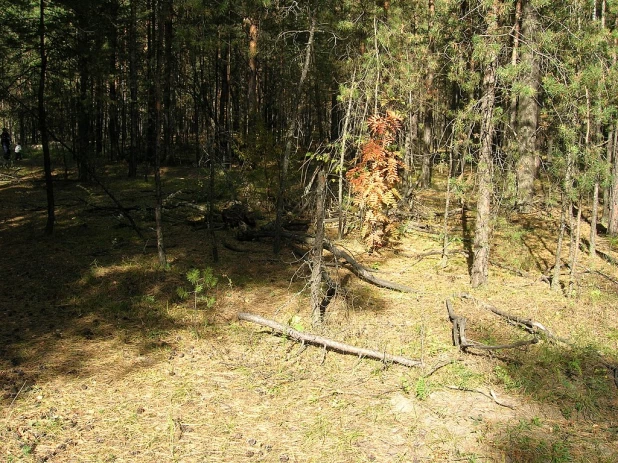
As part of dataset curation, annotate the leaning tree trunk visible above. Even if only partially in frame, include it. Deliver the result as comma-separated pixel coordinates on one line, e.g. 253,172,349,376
274,15,316,254
39,0,54,235
515,0,540,212
471,4,500,288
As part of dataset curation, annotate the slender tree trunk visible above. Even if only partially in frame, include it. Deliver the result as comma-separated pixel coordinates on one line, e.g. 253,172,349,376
163,0,174,165
208,145,219,262
39,0,54,235
419,109,433,188
551,195,566,291
274,15,316,254
508,0,522,133
246,17,259,123
471,3,500,288
108,0,120,162
515,0,540,211
151,0,167,267
609,126,618,234
311,167,326,326
441,145,454,267
77,31,91,182
338,70,355,239
418,0,435,189
569,200,582,296
590,181,599,258
128,0,139,178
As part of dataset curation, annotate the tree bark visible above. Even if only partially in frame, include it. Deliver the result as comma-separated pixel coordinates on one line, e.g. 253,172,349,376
311,168,326,326
590,181,599,259
128,0,139,178
338,70,355,239
39,0,54,235
108,0,120,162
515,0,540,211
609,126,618,234
470,4,500,287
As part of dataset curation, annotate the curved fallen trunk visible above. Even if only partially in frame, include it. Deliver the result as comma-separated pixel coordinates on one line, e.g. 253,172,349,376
238,312,423,368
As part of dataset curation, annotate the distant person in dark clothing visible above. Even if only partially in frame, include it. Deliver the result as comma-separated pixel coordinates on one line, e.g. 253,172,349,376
1,128,11,160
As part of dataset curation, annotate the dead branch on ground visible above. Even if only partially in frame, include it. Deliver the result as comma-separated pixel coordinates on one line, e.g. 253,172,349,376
238,312,423,368
238,228,420,293
457,293,568,344
446,300,539,352
444,385,515,409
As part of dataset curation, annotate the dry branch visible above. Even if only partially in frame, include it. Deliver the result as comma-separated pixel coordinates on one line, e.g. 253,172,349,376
444,385,515,409
458,293,567,343
446,299,538,352
237,228,419,293
322,239,419,293
238,312,423,368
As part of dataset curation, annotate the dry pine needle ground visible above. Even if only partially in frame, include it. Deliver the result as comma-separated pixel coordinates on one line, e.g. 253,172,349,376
1,161,618,462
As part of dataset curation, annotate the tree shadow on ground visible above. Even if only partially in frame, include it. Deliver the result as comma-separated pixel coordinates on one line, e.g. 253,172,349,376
487,342,618,462
0,165,300,406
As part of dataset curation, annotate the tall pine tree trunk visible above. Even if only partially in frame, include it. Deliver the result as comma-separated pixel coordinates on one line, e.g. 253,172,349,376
128,0,139,178
39,0,54,235
471,2,500,288
515,0,540,211
108,0,120,162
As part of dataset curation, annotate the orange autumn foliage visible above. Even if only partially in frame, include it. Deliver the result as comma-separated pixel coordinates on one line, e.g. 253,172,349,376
346,112,403,250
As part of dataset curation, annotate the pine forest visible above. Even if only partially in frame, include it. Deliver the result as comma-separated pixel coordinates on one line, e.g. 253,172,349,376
1,1,618,461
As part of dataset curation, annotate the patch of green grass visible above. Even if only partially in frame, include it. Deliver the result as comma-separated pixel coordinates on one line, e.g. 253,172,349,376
444,362,485,390
494,364,522,390
414,376,430,400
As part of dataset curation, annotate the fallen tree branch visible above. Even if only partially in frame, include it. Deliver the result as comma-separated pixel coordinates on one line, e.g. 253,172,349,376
458,293,568,344
238,228,419,293
446,299,538,352
238,312,423,368
586,269,618,287
322,239,419,293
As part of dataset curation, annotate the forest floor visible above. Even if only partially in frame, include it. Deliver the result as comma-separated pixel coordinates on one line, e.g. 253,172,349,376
1,157,618,463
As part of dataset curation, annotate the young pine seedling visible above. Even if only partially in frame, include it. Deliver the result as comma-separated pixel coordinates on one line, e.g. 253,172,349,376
177,268,218,310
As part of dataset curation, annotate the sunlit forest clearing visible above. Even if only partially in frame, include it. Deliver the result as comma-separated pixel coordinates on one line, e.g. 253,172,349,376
1,155,618,462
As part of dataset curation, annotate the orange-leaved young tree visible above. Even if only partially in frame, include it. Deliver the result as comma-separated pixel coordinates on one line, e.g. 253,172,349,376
347,112,402,250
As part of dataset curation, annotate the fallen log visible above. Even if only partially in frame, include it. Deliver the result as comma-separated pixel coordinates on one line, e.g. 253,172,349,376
238,312,423,368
